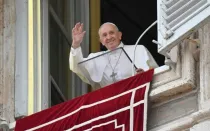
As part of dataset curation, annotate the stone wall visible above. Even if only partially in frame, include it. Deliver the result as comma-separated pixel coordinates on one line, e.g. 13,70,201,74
0,0,15,123
148,20,210,131
0,0,210,130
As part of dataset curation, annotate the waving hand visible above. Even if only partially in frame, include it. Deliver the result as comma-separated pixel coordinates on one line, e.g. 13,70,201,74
72,22,86,49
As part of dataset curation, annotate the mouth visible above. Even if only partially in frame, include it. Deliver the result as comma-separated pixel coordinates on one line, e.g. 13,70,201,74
107,39,115,45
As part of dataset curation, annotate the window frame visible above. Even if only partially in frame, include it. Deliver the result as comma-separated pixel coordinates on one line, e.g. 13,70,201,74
157,0,210,57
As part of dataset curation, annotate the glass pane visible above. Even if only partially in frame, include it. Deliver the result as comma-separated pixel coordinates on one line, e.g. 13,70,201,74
50,15,70,105
50,0,65,24
51,81,65,106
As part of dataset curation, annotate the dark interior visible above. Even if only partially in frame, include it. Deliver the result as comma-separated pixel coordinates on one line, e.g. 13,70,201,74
101,0,165,66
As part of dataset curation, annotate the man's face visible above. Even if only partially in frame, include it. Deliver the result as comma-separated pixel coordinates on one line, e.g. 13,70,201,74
99,24,122,50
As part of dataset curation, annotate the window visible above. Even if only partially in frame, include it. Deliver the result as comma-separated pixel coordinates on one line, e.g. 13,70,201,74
157,0,210,57
100,0,165,66
48,0,90,106
49,1,69,105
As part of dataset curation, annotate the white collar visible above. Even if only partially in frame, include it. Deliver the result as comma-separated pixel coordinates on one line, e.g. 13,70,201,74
117,42,124,48
106,42,124,52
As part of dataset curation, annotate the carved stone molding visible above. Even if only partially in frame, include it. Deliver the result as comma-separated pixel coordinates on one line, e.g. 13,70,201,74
150,38,197,103
149,107,210,131
0,118,9,131
148,36,198,129
199,21,210,108
148,21,210,131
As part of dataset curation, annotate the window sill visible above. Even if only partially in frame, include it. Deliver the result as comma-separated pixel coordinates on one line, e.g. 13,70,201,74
150,42,197,104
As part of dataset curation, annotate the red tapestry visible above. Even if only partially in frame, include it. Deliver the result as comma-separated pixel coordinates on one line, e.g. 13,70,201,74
15,69,154,131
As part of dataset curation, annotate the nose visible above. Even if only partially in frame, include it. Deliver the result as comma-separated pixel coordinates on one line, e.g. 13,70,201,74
106,34,111,39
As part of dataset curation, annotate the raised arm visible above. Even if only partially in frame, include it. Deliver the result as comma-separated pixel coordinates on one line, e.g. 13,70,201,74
70,23,93,86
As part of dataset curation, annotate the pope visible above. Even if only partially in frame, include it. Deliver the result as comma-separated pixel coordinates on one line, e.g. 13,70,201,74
69,22,158,89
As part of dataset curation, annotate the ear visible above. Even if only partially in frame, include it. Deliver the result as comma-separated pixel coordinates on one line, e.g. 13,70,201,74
118,31,122,40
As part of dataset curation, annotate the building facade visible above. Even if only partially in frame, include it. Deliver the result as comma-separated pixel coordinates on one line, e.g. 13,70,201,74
0,0,210,130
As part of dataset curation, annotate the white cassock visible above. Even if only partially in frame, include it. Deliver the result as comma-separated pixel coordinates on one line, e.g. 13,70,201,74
69,42,158,89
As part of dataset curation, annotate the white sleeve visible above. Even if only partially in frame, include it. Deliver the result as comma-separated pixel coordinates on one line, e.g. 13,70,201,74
69,47,93,86
69,47,83,73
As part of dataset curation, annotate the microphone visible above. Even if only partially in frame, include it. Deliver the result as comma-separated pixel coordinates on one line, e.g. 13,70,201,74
132,20,157,76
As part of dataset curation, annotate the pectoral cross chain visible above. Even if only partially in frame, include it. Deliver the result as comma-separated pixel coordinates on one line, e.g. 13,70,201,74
110,72,117,82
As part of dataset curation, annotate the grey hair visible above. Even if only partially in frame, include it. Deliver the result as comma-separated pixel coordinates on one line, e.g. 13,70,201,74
98,22,119,35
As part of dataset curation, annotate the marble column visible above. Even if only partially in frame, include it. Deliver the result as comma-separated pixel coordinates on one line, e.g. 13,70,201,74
199,21,210,108
0,0,15,123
